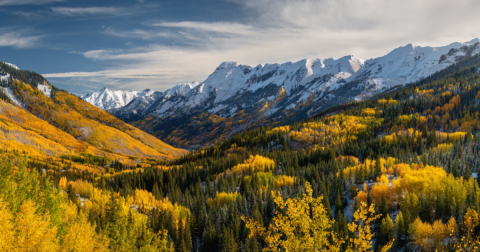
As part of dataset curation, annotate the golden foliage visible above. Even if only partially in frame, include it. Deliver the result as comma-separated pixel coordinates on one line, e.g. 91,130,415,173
9,80,185,159
13,200,59,252
289,115,382,147
347,202,393,252
127,189,191,225
59,177,67,191
67,179,96,198
432,143,453,152
343,157,396,180
378,98,398,106
0,198,14,251
273,175,295,188
412,216,457,251
383,129,466,145
243,182,342,252
454,208,480,251
243,183,393,252
207,192,241,208
362,108,376,117
436,131,466,142
336,155,359,165
62,213,109,252
217,155,275,179
370,175,391,203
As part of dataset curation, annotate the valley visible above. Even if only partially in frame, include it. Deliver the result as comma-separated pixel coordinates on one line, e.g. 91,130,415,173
2,39,480,251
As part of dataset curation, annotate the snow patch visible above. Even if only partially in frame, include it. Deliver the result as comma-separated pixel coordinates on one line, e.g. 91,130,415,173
0,73,10,83
4,62,19,70
37,82,52,98
1,87,23,107
208,104,227,114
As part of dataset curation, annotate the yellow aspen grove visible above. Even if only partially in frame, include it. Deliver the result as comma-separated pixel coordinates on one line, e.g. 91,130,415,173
346,202,393,252
242,182,342,252
207,192,241,207
454,208,480,251
14,200,59,252
0,198,14,252
61,213,109,252
273,175,295,188
58,177,68,191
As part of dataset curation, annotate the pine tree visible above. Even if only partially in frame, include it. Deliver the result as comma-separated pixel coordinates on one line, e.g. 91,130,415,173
395,211,406,245
335,191,343,215
419,197,431,223
377,214,394,250
378,196,389,220
374,156,382,179
220,227,238,252
246,236,259,252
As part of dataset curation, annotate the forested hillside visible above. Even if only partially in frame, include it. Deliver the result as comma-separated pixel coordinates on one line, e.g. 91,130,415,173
4,52,480,251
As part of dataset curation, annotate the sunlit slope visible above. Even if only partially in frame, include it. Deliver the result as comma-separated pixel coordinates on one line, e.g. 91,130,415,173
53,91,186,157
0,99,121,160
0,101,71,156
9,80,186,159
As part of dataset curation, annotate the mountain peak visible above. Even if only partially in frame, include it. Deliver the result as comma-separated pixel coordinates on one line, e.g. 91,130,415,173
466,38,480,45
83,88,144,110
402,43,414,51
216,61,238,70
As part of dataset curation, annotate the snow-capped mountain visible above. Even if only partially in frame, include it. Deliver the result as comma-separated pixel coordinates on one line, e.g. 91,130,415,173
82,88,155,110
109,82,199,120
352,38,480,89
84,39,480,147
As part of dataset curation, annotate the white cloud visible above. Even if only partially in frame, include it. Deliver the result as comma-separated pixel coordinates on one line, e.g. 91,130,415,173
102,27,175,40
0,0,63,6
0,30,41,48
150,21,256,36
51,7,128,16
46,0,480,92
13,11,46,20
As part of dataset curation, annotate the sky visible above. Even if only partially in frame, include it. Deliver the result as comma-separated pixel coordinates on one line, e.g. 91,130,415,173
0,0,479,95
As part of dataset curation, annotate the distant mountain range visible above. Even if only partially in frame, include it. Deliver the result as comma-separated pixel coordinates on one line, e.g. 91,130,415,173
83,39,480,148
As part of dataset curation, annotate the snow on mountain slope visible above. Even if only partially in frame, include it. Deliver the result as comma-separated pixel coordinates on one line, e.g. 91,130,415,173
82,88,154,110
4,62,19,70
162,81,199,99
133,55,365,120
352,38,480,90
107,39,480,119
0,86,23,107
37,81,52,98
0,73,10,83
108,81,199,120
85,39,480,147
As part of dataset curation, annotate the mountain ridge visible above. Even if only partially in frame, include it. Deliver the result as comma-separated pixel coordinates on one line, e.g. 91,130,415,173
83,39,480,148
